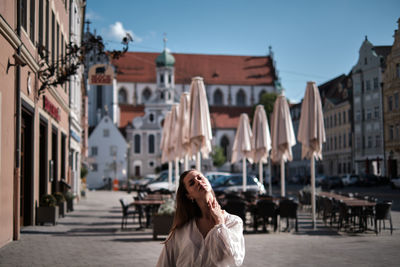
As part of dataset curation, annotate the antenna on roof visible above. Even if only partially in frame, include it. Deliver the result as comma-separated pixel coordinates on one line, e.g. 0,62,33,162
163,33,168,50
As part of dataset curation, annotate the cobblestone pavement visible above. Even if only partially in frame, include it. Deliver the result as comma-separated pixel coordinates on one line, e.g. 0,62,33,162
0,190,399,267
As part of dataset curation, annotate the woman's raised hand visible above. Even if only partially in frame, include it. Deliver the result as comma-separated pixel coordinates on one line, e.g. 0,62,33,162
208,197,225,225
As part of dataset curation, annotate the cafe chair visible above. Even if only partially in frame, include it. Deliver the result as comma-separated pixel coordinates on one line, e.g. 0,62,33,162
255,199,278,232
224,198,247,231
119,198,141,229
375,202,393,235
279,199,298,232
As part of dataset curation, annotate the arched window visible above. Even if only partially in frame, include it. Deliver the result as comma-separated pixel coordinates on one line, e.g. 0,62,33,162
118,88,127,104
213,89,223,105
134,134,141,153
148,134,155,154
142,88,152,102
220,135,230,158
258,90,266,103
236,89,246,106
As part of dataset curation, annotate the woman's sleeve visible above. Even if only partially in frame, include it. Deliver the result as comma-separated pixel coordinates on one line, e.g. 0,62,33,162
206,215,245,266
156,237,177,267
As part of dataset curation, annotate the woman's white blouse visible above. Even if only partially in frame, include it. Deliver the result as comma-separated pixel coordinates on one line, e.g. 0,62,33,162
156,212,245,267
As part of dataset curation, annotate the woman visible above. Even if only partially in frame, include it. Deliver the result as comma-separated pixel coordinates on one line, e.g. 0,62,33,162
156,169,245,267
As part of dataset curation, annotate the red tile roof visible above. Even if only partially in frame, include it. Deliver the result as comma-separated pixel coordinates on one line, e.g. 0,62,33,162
112,52,276,86
119,104,145,127
210,106,253,129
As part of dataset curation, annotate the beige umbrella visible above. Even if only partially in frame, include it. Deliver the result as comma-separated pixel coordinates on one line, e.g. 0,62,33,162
168,104,180,190
251,105,272,195
160,111,174,190
189,77,213,171
176,92,191,170
270,94,296,197
231,113,253,192
298,81,326,229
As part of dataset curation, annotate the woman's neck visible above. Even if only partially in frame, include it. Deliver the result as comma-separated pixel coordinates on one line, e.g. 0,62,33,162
196,192,214,220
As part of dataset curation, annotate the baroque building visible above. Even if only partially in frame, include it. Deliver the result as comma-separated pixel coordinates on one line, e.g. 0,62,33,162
351,37,391,176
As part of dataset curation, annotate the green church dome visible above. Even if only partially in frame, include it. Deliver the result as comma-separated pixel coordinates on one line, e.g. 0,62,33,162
156,49,175,67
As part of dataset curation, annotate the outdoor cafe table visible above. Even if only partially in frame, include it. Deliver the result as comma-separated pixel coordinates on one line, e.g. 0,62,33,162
130,199,165,228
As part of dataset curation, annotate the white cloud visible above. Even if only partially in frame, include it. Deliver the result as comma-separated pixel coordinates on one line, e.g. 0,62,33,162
107,22,142,43
86,9,102,21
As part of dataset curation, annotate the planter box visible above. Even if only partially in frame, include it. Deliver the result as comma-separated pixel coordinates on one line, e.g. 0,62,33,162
36,206,59,225
67,199,74,212
58,202,67,218
153,214,174,240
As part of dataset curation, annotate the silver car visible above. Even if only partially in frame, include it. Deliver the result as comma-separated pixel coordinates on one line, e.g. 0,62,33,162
211,174,266,195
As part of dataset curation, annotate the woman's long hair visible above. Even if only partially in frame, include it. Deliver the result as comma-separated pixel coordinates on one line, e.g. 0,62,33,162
164,169,215,243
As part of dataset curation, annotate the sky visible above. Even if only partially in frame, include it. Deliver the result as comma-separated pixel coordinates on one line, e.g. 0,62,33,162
86,0,400,103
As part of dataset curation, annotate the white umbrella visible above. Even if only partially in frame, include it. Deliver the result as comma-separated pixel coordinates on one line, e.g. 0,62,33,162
176,92,191,170
270,94,296,197
232,113,253,192
160,111,174,191
298,81,326,229
251,105,272,195
189,77,213,171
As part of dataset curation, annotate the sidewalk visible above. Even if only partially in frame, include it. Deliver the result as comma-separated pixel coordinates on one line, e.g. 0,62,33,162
0,190,399,266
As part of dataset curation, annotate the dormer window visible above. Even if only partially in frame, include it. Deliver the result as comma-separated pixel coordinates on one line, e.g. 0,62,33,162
364,57,368,65
168,74,172,83
160,74,164,84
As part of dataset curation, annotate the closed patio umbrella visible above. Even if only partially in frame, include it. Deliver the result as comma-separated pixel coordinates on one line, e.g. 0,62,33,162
168,104,180,190
270,94,296,197
298,81,326,229
160,111,174,191
177,92,191,170
231,113,253,192
189,77,213,171
251,105,272,195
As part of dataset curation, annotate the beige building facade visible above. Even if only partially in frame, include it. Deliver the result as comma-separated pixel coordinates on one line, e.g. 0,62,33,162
0,0,84,248
383,19,400,179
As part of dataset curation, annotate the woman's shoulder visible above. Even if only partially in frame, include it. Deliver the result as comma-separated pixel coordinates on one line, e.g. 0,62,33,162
224,211,243,226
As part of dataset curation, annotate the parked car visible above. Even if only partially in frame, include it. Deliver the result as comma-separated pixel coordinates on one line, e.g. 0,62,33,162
320,176,343,190
204,171,231,183
390,178,400,189
145,171,176,193
211,174,266,195
315,175,326,187
130,174,158,191
341,174,359,186
358,174,379,187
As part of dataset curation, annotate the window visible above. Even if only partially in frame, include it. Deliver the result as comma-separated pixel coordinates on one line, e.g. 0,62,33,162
91,146,98,156
396,124,400,139
51,11,55,64
334,114,337,126
348,110,351,123
343,111,346,124
213,89,223,105
368,136,372,148
236,89,246,106
148,134,155,154
356,137,361,149
338,163,342,174
396,63,400,78
118,88,127,104
149,160,155,168
334,136,337,150
45,0,49,61
220,135,230,158
339,135,342,149
21,0,27,30
395,92,399,109
338,113,341,125
92,163,98,172
364,57,367,65
375,135,380,148
160,74,164,84
374,106,379,118
149,113,155,123
349,132,352,147
142,88,151,102
103,129,109,137
97,85,103,109
168,74,172,84
258,90,266,102
38,0,43,46
366,109,372,120
373,78,378,90
356,110,361,121
343,134,346,148
366,80,371,91
134,134,141,153
389,125,394,140
388,96,393,111
30,0,35,42
110,145,117,156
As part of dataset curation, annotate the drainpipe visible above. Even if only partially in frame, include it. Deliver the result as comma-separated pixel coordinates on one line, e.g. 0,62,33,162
14,0,22,240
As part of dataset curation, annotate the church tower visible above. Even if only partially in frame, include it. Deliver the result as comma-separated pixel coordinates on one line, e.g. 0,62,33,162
155,36,176,103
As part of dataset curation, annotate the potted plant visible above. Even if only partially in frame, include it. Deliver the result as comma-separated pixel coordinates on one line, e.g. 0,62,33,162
36,194,59,225
53,192,67,218
153,198,175,240
64,191,75,212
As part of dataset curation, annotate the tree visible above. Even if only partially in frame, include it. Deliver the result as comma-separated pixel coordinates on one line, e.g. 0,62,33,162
212,146,226,167
255,92,278,120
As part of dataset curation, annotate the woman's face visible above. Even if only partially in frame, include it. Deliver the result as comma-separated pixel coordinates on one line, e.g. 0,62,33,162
183,170,212,200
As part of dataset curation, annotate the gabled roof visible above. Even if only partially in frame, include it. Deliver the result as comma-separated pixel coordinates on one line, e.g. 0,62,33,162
112,52,276,86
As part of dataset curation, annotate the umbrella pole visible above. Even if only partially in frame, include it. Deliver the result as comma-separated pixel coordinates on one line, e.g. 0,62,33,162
184,155,189,171
281,159,285,197
243,157,247,192
259,162,263,186
268,158,272,196
175,158,179,192
168,161,173,191
196,152,201,171
311,153,316,229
